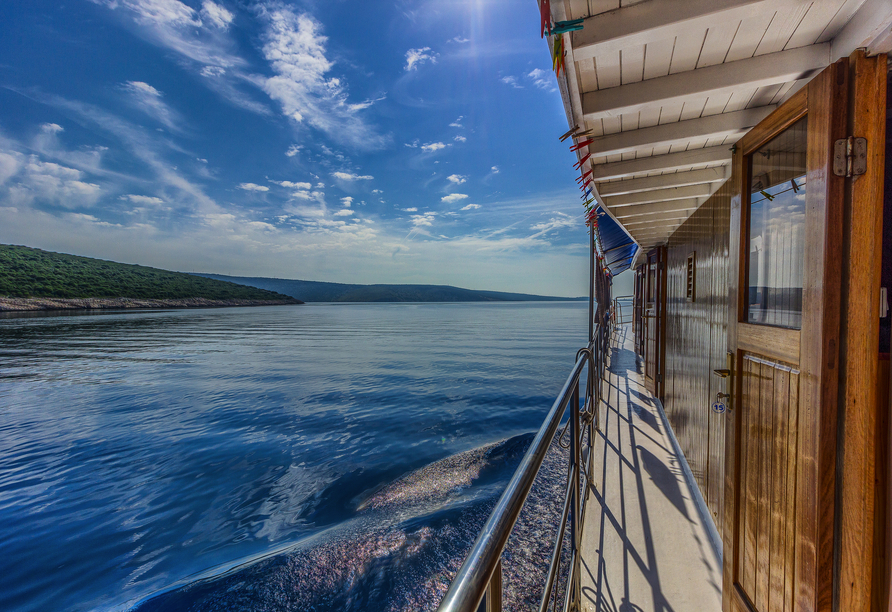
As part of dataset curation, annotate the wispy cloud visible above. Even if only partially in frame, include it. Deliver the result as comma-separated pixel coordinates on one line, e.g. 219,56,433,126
529,212,575,238
527,68,556,91
460,203,481,210
259,7,388,149
200,0,233,29
120,194,165,205
404,47,438,71
421,142,448,153
238,182,269,191
490,166,500,174
121,81,181,130
271,180,312,189
332,171,373,181
454,135,466,143
441,193,468,204
500,75,522,89
340,196,353,207
285,144,302,157
447,174,466,184
449,116,463,128
334,209,353,216
450,36,469,44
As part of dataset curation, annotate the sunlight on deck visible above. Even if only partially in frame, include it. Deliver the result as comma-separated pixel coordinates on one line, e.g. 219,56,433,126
581,326,722,612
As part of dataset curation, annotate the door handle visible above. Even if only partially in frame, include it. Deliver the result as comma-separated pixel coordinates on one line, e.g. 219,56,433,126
713,369,731,378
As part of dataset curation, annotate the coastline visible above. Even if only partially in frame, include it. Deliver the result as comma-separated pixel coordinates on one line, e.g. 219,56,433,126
0,296,301,312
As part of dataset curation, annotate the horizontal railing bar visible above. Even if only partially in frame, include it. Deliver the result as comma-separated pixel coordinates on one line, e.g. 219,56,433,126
436,353,591,612
539,464,577,612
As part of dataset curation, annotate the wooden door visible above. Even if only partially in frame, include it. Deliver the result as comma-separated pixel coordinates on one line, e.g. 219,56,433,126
644,250,660,394
723,60,848,612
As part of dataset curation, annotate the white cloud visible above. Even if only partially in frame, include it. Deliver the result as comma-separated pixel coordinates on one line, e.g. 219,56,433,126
315,182,325,188
451,36,470,44
447,174,467,184
403,207,418,212
501,75,523,89
7,156,102,208
200,1,233,29
441,193,468,203
260,8,387,149
422,142,448,153
340,196,353,207
491,166,500,174
461,203,481,211
529,213,575,238
41,123,64,134
449,116,463,128
527,68,556,91
405,47,438,71
200,65,226,77
332,171,373,181
454,135,466,142
120,194,165,205
334,209,354,216
121,81,181,130
411,212,436,228
372,189,383,194
285,144,302,157
0,151,23,186
272,180,312,189
238,182,269,192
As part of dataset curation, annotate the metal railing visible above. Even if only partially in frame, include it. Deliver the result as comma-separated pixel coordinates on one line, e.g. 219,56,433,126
436,318,611,612
612,295,634,326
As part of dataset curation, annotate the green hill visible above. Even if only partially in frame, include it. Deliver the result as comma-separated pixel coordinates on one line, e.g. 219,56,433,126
0,245,299,303
196,273,585,303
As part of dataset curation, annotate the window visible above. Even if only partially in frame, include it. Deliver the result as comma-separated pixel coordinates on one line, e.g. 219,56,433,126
746,116,807,329
686,252,696,302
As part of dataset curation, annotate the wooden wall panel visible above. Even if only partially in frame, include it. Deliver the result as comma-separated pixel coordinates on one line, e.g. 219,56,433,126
736,353,800,612
664,179,732,535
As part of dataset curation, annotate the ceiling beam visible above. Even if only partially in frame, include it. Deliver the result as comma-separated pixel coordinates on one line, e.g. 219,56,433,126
629,226,680,237
570,0,811,62
582,44,828,121
604,184,713,207
598,167,729,197
623,212,693,226
611,199,700,218
589,106,774,157
591,146,731,181
831,0,892,61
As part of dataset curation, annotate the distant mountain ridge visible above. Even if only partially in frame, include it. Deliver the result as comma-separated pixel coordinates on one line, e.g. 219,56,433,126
195,274,585,303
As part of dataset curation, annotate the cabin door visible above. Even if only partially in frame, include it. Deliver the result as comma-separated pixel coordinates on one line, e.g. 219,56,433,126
723,59,849,612
643,248,663,396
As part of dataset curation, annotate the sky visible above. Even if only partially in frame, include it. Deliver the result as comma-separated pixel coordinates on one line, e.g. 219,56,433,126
0,0,609,297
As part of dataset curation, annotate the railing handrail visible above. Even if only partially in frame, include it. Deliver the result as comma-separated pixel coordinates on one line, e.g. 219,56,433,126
436,346,595,612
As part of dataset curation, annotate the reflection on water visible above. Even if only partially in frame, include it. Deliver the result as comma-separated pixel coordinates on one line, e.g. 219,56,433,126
0,303,586,612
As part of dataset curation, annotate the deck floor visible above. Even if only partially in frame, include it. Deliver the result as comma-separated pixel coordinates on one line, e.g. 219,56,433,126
579,325,722,612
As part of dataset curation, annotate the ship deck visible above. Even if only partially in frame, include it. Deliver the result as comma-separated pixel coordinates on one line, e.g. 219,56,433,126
580,325,722,612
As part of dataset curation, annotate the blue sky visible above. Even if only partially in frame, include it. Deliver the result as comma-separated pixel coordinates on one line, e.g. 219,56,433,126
0,0,594,297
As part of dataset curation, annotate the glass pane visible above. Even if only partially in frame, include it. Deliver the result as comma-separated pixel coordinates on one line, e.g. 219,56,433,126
746,116,807,329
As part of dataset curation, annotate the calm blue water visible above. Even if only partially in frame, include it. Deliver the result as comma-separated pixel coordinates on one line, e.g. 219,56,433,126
0,302,588,612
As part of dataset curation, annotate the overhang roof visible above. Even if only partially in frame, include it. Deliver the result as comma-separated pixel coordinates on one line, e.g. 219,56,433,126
547,0,892,267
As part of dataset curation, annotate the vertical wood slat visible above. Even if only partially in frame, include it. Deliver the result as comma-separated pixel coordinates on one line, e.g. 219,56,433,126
756,360,774,610
785,372,800,612
743,356,759,601
837,50,888,612
768,367,791,612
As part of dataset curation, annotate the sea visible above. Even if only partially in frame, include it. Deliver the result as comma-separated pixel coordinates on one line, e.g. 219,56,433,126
0,302,589,612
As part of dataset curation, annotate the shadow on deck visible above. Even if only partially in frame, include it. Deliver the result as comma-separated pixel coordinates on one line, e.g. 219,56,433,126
580,325,722,612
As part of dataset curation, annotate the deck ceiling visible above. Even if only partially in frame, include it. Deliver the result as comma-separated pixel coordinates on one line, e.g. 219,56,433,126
551,0,892,260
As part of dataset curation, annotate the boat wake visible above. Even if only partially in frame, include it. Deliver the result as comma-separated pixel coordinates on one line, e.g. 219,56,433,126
133,433,571,612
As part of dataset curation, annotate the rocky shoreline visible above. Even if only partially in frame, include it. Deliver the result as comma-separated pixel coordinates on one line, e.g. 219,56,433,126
0,296,302,312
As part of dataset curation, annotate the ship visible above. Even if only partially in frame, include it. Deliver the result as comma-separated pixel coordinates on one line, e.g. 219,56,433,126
436,1,892,611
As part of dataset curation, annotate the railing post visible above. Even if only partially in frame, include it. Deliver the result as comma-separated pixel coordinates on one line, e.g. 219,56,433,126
570,382,581,611
476,560,502,612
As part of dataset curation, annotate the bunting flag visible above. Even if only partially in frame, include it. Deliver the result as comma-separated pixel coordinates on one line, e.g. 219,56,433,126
575,169,593,183
573,153,591,170
581,188,593,199
569,138,594,152
539,0,552,38
550,18,584,35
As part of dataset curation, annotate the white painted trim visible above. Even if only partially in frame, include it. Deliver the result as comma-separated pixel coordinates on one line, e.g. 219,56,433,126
831,0,892,60
592,147,732,181
604,184,714,207
612,199,701,218
597,167,729,197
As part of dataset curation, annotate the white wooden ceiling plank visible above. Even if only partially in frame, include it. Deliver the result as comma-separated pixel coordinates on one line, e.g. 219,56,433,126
754,4,811,55
638,107,661,129
770,81,796,104
684,137,711,151
669,30,707,74
785,0,847,48
723,87,757,112
815,0,867,43
699,20,741,67
602,115,622,135
598,167,729,196
621,151,637,161
585,118,605,138
748,83,784,109
588,0,621,18
606,153,625,163
570,0,813,61
621,44,646,84
680,98,708,121
568,0,590,20
621,112,640,132
651,144,673,156
702,92,733,117
590,145,732,181
659,101,684,125
593,155,610,165
704,136,730,148
577,57,599,93
643,38,675,80
595,51,622,89
725,12,776,61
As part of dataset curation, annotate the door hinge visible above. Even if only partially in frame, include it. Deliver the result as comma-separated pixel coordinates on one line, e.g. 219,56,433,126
833,136,867,177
